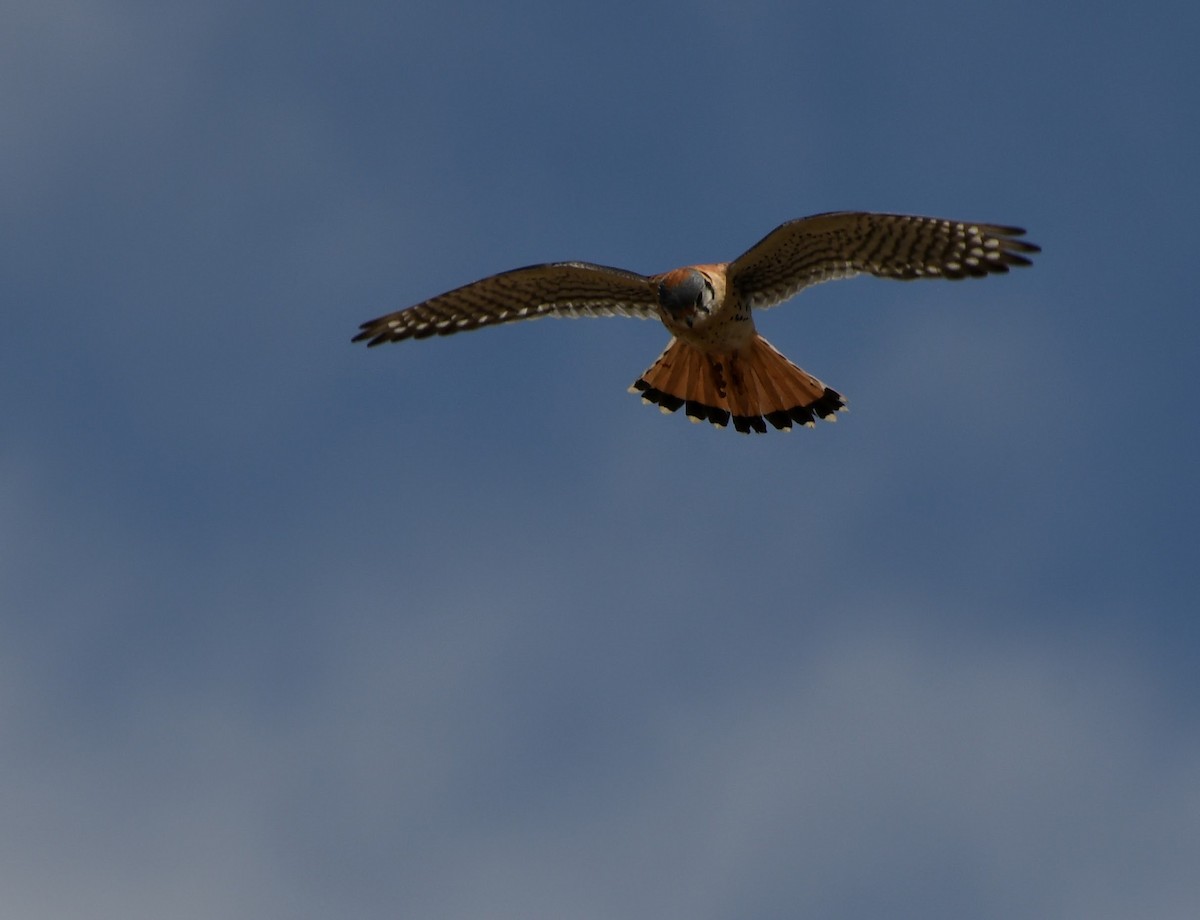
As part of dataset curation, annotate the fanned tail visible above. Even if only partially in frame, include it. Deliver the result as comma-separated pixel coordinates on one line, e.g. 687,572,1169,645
629,335,845,434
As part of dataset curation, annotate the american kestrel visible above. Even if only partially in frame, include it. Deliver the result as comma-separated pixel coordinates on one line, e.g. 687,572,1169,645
354,211,1038,433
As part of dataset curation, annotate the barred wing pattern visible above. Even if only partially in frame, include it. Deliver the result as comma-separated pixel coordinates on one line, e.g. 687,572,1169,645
729,211,1041,310
353,261,659,346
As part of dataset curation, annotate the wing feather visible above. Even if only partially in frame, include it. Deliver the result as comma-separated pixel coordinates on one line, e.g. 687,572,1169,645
729,211,1040,310
353,261,658,346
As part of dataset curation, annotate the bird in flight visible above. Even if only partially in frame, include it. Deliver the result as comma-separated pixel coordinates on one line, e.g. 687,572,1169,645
354,211,1039,434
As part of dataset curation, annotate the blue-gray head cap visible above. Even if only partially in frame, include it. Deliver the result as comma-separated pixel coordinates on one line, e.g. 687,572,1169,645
657,268,708,318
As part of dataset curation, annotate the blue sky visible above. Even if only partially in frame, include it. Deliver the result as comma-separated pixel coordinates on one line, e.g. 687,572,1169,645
3,1,1198,917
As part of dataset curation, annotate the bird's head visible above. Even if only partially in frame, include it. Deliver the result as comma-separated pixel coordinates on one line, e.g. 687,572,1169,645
657,267,715,327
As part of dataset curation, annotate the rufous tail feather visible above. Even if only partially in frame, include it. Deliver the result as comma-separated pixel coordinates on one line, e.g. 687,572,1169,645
629,334,845,434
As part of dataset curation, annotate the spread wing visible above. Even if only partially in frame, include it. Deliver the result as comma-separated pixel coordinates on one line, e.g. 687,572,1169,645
728,211,1040,310
353,261,659,346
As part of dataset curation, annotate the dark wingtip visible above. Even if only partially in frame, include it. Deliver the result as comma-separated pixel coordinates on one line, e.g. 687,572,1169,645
996,227,1040,266
352,320,398,346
